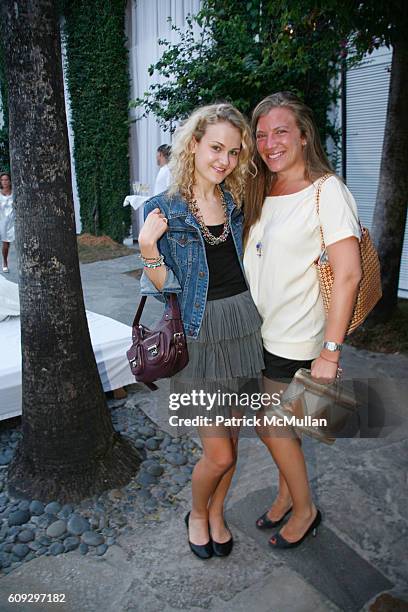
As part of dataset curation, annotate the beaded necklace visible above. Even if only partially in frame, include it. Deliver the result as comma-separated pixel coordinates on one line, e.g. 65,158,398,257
187,185,230,245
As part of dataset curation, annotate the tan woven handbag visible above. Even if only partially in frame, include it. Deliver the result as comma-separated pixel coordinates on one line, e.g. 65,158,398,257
314,174,382,335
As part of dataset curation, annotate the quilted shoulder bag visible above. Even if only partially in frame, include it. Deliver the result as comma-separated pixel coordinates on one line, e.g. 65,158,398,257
127,293,189,391
314,174,382,335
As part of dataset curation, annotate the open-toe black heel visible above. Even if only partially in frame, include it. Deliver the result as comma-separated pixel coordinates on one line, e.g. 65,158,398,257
185,512,213,559
256,506,292,530
269,509,322,549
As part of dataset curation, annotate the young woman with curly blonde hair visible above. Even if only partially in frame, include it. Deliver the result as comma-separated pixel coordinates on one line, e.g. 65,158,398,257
138,103,264,560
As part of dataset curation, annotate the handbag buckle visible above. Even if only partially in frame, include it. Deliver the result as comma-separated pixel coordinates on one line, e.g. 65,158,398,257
147,344,158,356
174,332,184,348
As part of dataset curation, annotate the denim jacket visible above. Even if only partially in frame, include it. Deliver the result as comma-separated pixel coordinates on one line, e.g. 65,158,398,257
140,186,246,339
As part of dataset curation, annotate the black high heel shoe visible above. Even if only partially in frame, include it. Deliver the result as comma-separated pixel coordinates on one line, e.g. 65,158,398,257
256,506,293,530
268,509,322,549
185,512,213,559
210,520,233,557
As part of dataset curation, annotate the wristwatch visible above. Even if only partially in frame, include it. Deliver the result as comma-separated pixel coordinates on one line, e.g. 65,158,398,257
323,341,343,352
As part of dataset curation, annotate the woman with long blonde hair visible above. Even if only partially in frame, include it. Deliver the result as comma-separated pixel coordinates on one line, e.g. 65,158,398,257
139,103,264,559
244,92,362,548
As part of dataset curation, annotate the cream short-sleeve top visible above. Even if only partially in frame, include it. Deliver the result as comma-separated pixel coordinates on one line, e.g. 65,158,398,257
243,176,360,360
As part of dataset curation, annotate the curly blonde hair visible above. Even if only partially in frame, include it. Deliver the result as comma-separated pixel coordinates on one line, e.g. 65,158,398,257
168,103,253,207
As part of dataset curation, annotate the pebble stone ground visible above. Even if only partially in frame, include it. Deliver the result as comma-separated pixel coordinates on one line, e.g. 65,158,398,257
0,390,201,574
0,243,407,612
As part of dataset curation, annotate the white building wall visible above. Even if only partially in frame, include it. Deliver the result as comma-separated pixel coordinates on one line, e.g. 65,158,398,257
125,0,201,235
345,46,408,297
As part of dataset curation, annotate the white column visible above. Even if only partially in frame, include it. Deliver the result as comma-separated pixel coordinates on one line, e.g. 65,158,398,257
60,18,82,234
126,0,201,236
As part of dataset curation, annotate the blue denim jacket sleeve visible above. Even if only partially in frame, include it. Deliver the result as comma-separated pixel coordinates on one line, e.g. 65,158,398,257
139,196,182,301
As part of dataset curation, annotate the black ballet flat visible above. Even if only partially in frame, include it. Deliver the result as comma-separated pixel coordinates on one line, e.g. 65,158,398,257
184,512,213,559
210,521,233,557
256,506,292,529
268,509,322,549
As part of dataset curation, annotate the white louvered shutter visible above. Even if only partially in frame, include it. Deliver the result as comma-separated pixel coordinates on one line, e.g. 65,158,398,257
346,47,408,297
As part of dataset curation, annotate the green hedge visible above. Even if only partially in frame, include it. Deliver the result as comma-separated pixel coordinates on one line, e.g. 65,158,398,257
62,0,130,241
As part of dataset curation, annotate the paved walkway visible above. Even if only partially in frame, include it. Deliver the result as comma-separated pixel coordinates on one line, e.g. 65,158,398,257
1,243,407,611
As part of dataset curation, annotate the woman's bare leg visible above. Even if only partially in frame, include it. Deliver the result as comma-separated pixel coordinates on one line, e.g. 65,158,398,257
257,378,293,520
188,425,236,545
263,469,293,521
259,434,316,541
207,421,240,543
257,377,316,541
2,242,10,268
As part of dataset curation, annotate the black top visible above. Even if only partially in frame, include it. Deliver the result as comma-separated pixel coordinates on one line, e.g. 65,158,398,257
204,224,247,301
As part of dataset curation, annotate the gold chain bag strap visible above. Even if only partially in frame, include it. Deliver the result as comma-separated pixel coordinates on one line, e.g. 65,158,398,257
314,174,382,335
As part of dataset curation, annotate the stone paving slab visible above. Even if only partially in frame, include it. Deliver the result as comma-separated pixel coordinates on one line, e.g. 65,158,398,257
214,568,341,612
0,545,131,612
227,487,393,612
0,511,338,612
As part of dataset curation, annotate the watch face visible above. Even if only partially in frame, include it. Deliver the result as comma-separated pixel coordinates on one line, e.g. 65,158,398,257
324,342,341,351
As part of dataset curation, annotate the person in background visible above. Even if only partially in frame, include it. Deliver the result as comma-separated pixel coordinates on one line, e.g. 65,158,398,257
153,144,172,196
0,172,15,274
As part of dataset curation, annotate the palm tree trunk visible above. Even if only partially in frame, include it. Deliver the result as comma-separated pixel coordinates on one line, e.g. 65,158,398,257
0,0,140,502
371,38,408,321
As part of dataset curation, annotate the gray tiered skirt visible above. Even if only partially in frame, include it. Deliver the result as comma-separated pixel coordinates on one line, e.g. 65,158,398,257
170,290,264,421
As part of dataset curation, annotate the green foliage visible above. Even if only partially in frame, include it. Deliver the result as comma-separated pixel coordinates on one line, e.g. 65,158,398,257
131,0,356,151
320,0,407,52
0,39,10,173
62,0,130,241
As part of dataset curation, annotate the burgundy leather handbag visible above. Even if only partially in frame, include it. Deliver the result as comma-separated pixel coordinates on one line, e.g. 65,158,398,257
127,293,189,391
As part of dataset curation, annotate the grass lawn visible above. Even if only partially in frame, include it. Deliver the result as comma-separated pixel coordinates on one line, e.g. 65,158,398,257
77,233,135,263
346,299,408,355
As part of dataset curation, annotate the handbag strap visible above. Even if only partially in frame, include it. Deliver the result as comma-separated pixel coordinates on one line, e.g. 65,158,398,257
132,293,181,327
133,295,147,327
314,173,333,251
165,293,182,320
315,174,364,252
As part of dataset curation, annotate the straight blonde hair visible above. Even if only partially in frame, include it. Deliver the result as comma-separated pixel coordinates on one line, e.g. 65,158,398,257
243,92,334,243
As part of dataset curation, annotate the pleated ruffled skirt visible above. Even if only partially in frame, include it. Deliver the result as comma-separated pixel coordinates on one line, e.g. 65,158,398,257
170,290,264,420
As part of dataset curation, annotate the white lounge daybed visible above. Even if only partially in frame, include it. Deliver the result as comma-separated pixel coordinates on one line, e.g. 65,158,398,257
0,276,135,421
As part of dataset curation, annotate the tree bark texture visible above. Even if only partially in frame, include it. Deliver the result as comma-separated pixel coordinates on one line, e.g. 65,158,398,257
371,38,408,320
0,0,140,502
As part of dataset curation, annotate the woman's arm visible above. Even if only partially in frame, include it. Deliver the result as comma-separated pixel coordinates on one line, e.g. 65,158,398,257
311,236,362,382
138,207,169,291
